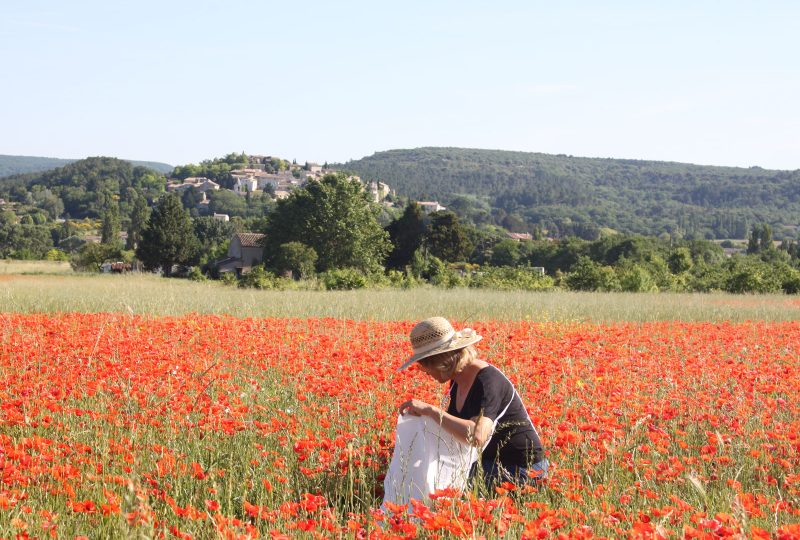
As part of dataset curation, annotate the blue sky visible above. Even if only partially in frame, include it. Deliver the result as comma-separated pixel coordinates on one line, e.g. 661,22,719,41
1,1,798,169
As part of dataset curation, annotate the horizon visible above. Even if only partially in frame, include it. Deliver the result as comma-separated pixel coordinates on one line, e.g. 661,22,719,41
2,2,798,170
4,145,800,173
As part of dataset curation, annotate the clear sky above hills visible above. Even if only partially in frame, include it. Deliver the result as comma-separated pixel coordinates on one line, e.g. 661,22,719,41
1,1,798,170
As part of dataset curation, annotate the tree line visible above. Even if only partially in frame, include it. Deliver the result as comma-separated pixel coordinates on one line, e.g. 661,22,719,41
0,156,269,262
2,157,800,293
339,147,800,241
127,173,800,293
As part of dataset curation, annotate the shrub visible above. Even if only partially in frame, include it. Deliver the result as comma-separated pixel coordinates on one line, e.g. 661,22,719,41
469,266,555,291
616,263,657,292
44,249,70,262
725,256,789,293
238,266,279,289
726,268,780,294
188,267,207,282
386,269,421,288
219,272,238,286
687,262,731,292
782,270,800,294
564,256,620,291
430,267,465,288
320,268,369,290
410,249,444,280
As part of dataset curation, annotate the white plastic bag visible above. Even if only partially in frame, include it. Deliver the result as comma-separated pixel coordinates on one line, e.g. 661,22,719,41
381,414,476,512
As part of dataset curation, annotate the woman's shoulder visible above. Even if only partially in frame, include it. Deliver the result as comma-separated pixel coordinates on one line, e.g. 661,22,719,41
475,362,499,376
475,363,510,385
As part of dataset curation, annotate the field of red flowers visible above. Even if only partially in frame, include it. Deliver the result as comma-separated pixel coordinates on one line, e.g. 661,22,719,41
1,312,799,539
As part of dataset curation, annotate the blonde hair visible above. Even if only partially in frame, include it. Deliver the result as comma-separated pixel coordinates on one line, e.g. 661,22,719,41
419,345,477,379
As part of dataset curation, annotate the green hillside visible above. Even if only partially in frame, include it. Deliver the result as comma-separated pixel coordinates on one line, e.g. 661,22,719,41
0,157,167,219
0,154,173,178
340,148,800,240
0,155,75,178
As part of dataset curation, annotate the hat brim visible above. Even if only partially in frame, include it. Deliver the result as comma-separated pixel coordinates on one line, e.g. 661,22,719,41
397,334,482,372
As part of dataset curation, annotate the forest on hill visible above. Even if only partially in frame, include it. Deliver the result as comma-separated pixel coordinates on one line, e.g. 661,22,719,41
0,154,173,178
339,148,800,241
0,155,75,178
0,157,167,220
0,155,276,267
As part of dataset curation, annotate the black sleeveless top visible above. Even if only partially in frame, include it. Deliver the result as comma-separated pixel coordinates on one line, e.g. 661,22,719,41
447,365,544,468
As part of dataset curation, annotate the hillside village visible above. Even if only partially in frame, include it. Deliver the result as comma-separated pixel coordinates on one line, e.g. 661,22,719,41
162,155,450,225
157,156,460,276
165,156,396,216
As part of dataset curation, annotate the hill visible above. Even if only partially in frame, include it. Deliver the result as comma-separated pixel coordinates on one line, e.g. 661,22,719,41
0,157,167,219
0,154,173,178
339,148,800,240
0,155,75,178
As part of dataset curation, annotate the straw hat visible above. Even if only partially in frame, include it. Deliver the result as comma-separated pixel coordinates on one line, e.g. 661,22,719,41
397,317,482,372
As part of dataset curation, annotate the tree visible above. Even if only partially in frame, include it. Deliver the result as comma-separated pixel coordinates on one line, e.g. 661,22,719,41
31,188,64,220
667,247,693,274
725,259,782,294
274,242,317,279
490,239,521,267
126,192,150,250
564,256,620,291
193,216,235,250
136,194,199,277
100,204,121,246
71,242,120,272
425,211,473,263
617,262,657,292
193,216,235,268
181,187,201,213
0,211,18,257
208,190,248,217
501,213,527,233
385,202,426,270
747,223,774,254
263,173,390,273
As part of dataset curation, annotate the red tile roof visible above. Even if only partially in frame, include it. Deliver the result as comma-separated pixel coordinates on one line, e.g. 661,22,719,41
234,232,266,248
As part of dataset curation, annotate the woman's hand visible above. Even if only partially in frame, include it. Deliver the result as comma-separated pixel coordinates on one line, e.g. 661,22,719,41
399,399,482,447
399,399,438,418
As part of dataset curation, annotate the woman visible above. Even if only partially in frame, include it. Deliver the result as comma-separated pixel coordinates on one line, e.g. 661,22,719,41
398,316,547,491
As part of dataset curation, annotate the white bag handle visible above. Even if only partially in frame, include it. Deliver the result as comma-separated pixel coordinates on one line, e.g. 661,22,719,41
482,390,515,451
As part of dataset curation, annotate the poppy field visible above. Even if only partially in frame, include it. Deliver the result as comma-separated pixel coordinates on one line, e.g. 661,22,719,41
1,312,799,539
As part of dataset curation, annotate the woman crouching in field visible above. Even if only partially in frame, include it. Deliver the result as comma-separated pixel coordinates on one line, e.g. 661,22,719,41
398,316,548,491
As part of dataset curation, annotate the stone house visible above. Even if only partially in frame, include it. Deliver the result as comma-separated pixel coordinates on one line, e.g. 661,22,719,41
232,176,258,195
167,177,220,193
216,232,265,276
418,201,446,214
367,181,392,203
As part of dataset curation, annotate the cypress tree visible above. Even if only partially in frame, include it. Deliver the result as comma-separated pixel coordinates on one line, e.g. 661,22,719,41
136,194,199,277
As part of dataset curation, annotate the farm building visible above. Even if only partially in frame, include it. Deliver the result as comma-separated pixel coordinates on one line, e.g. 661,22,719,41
215,232,265,276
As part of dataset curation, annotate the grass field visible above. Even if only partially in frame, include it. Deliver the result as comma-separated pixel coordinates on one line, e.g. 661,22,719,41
1,272,799,321
0,259,72,275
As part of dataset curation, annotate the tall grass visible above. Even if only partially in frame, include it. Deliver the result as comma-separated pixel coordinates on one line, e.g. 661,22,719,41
0,259,72,274
1,273,798,321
